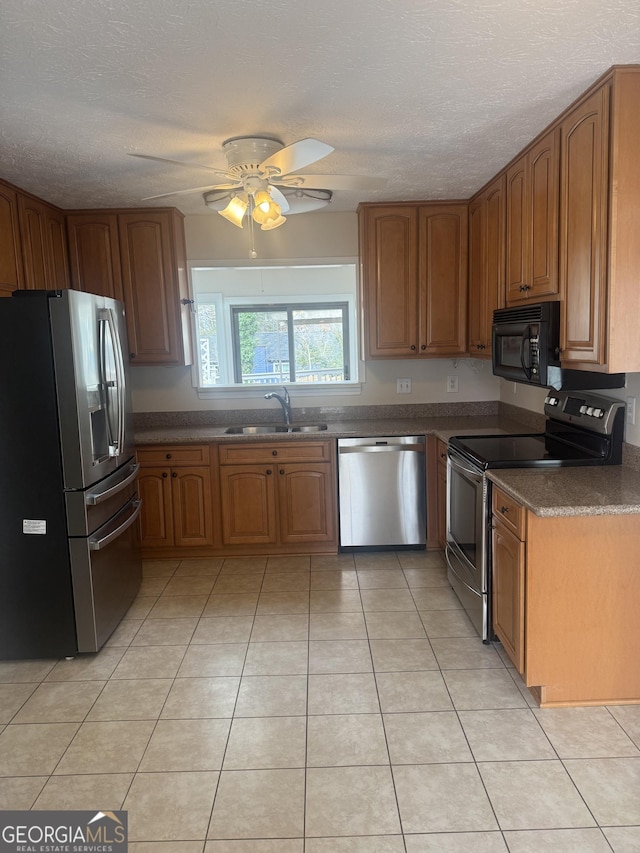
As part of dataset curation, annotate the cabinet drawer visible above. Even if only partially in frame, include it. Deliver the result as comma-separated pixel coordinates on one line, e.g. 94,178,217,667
219,441,332,465
492,487,525,539
137,445,210,466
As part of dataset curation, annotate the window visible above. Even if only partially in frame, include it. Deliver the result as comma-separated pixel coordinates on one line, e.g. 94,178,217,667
191,264,358,390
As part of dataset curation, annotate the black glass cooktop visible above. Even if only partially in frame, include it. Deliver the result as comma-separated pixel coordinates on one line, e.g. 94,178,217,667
449,432,606,469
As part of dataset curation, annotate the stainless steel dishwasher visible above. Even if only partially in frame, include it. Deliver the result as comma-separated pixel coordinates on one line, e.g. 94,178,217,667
337,436,426,548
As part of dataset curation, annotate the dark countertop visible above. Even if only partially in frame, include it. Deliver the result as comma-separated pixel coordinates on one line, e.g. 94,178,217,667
135,414,527,445
488,466,640,517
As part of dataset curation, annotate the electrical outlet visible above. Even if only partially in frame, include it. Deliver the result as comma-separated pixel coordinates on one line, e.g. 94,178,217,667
446,375,458,393
397,378,411,394
627,396,636,426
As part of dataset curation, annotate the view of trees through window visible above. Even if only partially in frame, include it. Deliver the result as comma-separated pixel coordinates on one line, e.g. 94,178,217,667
232,305,348,384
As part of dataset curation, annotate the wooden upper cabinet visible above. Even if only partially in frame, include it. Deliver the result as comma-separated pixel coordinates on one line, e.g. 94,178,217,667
418,205,467,355
467,174,505,356
506,128,560,304
17,194,50,289
66,214,123,300
118,210,192,366
0,184,24,296
358,202,467,358
66,208,192,366
359,205,419,357
17,193,70,291
559,86,609,368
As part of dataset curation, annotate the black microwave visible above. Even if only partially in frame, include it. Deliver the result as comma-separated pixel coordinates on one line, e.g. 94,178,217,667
491,301,625,390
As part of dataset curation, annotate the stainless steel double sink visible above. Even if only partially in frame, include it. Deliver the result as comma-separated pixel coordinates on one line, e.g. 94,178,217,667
224,424,328,435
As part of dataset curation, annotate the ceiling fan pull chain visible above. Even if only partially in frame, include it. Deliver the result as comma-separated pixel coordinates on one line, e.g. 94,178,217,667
248,199,258,259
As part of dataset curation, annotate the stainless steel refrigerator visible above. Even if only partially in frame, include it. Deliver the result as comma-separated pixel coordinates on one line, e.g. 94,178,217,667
0,289,142,659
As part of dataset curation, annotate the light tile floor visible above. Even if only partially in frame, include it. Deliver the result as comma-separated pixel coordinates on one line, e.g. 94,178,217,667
1,550,640,852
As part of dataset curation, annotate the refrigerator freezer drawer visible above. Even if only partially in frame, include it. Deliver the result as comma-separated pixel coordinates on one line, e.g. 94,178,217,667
69,496,142,652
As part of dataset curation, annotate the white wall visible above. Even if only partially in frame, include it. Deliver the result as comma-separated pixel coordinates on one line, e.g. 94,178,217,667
130,210,501,412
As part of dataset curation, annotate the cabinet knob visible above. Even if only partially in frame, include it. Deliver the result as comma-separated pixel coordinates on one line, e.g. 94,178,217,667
172,472,177,478
266,469,272,475
272,450,278,456
440,452,446,459
410,344,416,351
130,352,136,359
162,472,168,478
280,468,285,475
420,344,426,350
166,453,172,459
500,505,509,513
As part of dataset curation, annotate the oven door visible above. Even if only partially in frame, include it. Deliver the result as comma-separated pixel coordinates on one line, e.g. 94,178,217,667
446,449,489,595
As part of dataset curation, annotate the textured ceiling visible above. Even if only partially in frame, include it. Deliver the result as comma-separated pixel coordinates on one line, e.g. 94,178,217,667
1,0,639,215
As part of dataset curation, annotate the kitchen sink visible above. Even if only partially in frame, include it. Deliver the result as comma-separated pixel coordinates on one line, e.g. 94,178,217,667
224,424,328,434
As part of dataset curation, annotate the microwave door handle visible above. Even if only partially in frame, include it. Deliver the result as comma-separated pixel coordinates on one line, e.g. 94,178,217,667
519,325,533,380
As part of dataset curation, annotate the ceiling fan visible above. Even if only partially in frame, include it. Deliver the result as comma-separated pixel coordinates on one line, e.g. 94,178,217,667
130,135,386,233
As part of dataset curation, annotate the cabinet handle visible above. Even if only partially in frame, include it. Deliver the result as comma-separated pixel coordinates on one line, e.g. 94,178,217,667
440,452,446,459
162,472,168,478
266,469,272,475
130,352,136,359
272,450,278,456
500,505,509,513
172,472,177,478
280,469,285,475
420,344,426,350
166,453,172,459
410,344,416,350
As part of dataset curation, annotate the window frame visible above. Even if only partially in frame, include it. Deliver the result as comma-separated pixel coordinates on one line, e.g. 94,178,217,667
188,259,361,398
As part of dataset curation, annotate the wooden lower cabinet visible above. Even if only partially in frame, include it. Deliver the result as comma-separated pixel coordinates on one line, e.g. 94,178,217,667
491,484,640,706
136,446,214,550
137,440,338,558
218,441,336,553
426,435,447,551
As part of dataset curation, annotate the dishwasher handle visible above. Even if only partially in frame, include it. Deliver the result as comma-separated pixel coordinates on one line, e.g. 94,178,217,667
338,443,424,453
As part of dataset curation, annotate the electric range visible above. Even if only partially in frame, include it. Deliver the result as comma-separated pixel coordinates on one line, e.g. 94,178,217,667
445,390,625,640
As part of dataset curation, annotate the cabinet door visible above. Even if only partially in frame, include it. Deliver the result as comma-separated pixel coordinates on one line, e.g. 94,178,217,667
17,194,49,290
418,204,468,355
559,86,610,366
66,214,124,300
137,467,174,548
0,184,25,295
467,197,485,353
360,206,419,357
277,464,335,544
171,467,214,547
492,517,525,672
219,466,278,545
505,155,529,303
529,128,559,299
118,211,190,366
45,206,70,290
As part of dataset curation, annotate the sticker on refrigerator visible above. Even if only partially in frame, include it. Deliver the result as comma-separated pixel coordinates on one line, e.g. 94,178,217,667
23,519,47,535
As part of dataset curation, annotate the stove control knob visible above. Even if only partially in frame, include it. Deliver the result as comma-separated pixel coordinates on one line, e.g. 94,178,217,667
593,407,604,418
579,404,588,414
586,407,594,416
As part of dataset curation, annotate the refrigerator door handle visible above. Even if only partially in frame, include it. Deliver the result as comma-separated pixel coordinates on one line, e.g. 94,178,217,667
100,308,127,458
89,499,142,551
85,463,140,506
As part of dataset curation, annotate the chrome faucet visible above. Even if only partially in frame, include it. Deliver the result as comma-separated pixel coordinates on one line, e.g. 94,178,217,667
264,386,292,425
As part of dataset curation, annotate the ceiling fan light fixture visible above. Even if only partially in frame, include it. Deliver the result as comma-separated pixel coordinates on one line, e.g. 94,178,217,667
218,194,247,228
252,197,282,225
253,189,272,213
260,214,287,231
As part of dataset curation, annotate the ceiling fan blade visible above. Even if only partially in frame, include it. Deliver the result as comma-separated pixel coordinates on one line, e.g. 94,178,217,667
272,174,387,191
129,153,231,177
268,185,290,213
260,138,334,176
141,182,241,201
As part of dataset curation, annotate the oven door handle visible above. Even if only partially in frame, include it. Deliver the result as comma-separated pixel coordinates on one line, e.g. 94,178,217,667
448,453,483,481
519,325,533,380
